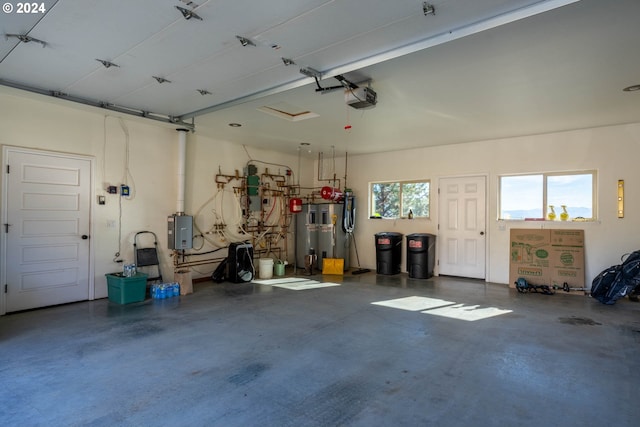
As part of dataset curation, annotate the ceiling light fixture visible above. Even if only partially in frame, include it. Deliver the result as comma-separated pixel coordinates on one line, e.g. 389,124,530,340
423,2,436,16
152,76,171,84
175,6,202,20
96,59,119,68
236,36,255,47
197,89,212,95
623,84,640,92
282,57,295,66
299,142,312,154
5,33,47,47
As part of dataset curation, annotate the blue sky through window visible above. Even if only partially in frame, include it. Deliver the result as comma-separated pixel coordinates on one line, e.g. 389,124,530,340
500,172,594,220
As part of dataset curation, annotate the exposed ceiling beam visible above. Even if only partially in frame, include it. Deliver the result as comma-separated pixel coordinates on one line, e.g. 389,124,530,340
0,79,195,130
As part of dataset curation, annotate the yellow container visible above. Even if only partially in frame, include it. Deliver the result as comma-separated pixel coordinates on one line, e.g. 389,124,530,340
322,258,344,275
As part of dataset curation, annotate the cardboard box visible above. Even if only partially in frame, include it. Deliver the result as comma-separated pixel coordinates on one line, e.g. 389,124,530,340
509,229,551,287
548,230,585,290
509,229,584,292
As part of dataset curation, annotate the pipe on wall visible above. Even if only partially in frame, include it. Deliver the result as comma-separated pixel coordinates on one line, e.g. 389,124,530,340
176,128,189,215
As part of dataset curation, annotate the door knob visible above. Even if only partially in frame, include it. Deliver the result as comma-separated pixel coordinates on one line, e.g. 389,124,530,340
81,235,89,240
480,231,485,236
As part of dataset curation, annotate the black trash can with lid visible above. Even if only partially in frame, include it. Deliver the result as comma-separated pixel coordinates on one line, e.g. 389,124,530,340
406,233,436,279
375,232,403,275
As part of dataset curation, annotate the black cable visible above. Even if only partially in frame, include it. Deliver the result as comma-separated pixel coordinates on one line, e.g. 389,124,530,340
313,75,359,93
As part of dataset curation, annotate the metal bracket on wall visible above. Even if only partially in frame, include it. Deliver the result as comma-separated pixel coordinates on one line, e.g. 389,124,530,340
617,179,624,218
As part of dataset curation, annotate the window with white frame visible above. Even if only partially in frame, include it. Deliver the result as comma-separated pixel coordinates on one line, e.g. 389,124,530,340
370,180,430,219
499,171,596,221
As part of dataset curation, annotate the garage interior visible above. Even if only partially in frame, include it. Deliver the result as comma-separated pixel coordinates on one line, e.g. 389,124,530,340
1,1,639,426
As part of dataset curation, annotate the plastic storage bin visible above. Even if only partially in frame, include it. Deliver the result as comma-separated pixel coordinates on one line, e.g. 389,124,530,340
406,233,436,279
375,232,403,275
274,261,286,276
259,258,274,279
106,272,148,304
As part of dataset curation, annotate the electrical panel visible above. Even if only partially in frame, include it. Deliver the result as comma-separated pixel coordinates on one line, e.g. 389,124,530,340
168,214,193,250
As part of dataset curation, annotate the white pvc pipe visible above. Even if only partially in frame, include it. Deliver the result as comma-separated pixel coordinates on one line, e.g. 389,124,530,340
176,129,188,215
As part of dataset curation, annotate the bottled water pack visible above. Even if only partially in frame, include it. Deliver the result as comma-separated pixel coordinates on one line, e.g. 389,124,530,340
151,282,180,299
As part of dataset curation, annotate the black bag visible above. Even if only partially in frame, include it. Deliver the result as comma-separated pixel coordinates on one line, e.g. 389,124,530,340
621,251,640,301
211,258,228,283
591,250,640,304
620,251,640,285
590,264,622,304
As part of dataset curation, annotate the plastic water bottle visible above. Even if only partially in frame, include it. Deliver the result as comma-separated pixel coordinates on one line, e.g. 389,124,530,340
123,264,136,277
151,283,180,300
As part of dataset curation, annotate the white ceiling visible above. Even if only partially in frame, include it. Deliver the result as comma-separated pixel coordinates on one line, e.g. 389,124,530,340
1,0,639,156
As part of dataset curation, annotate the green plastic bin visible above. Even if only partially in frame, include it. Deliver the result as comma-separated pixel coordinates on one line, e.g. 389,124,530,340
106,272,148,304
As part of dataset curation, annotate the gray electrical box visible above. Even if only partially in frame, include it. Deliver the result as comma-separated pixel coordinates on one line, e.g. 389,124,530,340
168,214,193,250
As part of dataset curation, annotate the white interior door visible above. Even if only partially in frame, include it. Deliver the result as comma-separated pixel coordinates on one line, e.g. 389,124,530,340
2,147,92,313
438,176,486,279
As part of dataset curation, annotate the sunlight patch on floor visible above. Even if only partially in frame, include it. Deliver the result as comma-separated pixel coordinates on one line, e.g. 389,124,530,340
253,278,341,290
422,303,513,321
371,296,513,321
371,296,455,311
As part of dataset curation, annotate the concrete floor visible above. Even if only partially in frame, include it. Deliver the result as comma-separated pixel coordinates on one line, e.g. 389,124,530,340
1,272,639,427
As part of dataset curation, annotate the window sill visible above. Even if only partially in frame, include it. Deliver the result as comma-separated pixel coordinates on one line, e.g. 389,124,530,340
497,218,600,225
498,218,597,222
369,216,430,220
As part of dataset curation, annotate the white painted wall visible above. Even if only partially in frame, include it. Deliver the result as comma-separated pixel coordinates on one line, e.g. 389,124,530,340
0,92,177,299
1,89,638,302
339,123,640,285
0,90,315,302
182,132,315,278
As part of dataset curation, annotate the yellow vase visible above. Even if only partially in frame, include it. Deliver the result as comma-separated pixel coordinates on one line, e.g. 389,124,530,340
548,205,556,221
560,205,569,221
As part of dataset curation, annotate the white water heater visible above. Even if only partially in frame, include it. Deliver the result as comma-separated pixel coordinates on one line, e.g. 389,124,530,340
295,203,349,270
